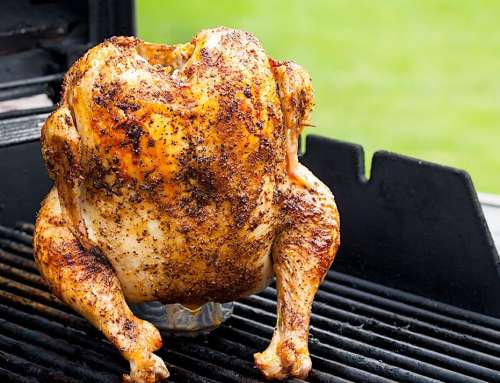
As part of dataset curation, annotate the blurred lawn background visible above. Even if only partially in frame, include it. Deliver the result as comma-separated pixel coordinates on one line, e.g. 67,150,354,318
137,0,500,193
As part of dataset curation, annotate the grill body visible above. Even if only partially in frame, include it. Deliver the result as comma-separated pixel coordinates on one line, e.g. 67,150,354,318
1,224,500,383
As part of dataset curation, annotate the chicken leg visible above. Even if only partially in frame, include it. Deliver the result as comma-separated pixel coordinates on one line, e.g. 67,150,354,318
33,189,169,383
254,164,340,379
255,60,340,379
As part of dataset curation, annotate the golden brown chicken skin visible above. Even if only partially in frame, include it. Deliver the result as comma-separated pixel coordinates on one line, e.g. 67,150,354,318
34,27,340,382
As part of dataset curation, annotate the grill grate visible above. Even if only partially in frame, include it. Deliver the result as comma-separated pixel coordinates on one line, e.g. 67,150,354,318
0,224,500,382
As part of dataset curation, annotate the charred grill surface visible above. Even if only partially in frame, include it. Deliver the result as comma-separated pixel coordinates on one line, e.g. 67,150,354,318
0,223,499,382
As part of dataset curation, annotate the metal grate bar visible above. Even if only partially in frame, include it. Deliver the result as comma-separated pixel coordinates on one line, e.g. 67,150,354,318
0,274,66,310
0,237,34,256
166,365,221,383
0,366,41,383
321,278,500,342
0,349,82,383
330,271,500,331
0,249,39,272
0,226,34,247
0,261,47,288
0,319,124,374
0,288,92,331
0,333,116,383
14,223,35,235
162,347,262,383
312,288,500,357
167,339,266,381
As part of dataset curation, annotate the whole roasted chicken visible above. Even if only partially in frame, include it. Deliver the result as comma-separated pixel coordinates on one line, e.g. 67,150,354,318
34,27,340,382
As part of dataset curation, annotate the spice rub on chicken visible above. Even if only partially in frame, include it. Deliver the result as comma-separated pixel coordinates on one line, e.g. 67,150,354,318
34,27,340,382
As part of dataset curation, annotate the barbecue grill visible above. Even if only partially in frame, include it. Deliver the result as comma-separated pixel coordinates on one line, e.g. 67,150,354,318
1,2,500,382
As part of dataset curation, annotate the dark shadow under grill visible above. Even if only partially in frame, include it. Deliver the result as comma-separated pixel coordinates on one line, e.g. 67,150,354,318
0,224,499,383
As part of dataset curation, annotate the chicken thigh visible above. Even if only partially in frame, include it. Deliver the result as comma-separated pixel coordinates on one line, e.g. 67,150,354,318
33,27,340,382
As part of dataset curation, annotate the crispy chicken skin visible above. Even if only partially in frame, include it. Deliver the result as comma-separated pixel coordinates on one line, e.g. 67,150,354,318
33,27,340,382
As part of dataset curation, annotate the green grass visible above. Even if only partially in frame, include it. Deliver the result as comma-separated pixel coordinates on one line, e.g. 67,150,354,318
137,0,500,193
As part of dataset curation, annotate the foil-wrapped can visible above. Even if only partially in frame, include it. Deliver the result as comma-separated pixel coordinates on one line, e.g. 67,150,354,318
130,301,234,336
